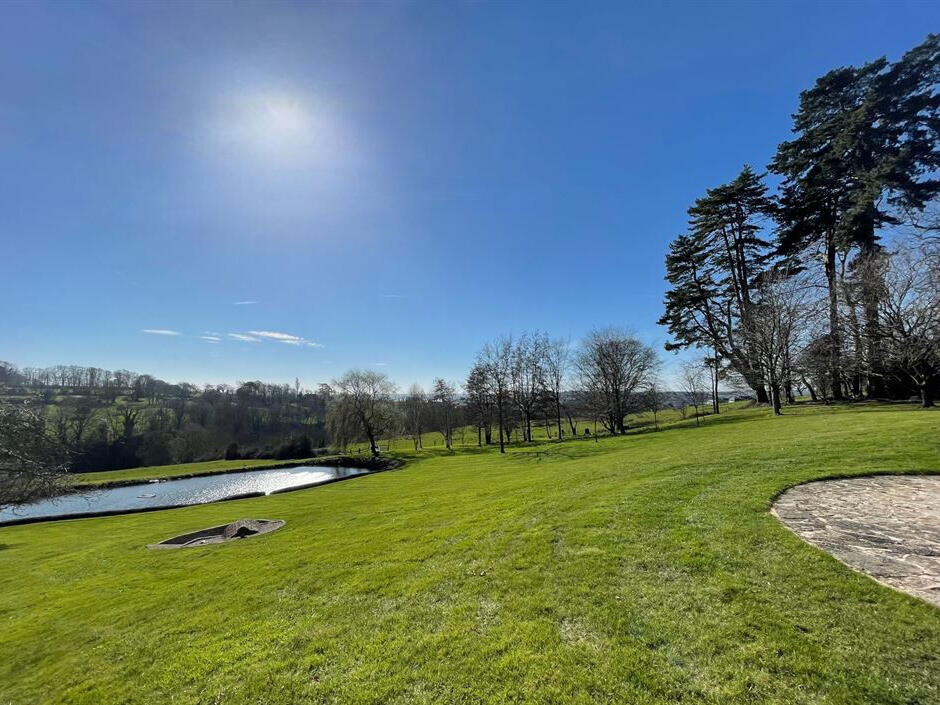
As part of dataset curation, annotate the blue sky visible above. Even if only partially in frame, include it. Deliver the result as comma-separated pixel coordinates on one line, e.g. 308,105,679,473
1,1,936,388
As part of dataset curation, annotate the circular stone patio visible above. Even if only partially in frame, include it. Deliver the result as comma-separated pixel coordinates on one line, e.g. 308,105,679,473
773,475,940,607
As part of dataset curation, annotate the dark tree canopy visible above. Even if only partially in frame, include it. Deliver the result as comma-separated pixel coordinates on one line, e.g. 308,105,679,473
659,166,774,401
0,401,69,510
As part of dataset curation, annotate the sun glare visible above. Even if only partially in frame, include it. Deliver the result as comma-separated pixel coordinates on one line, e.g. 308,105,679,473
211,91,328,163
257,97,308,141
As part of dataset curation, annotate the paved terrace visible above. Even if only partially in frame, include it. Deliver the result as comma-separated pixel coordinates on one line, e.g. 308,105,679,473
774,475,940,607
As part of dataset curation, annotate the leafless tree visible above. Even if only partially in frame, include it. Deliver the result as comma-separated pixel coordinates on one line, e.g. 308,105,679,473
678,361,708,425
430,378,457,450
642,379,664,431
465,363,493,447
478,336,513,453
403,384,426,450
576,328,658,434
745,272,812,415
326,370,398,457
510,332,547,442
878,240,940,407
0,401,69,510
543,337,570,440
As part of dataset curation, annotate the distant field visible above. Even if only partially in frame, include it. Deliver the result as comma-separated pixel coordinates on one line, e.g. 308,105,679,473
3,402,938,704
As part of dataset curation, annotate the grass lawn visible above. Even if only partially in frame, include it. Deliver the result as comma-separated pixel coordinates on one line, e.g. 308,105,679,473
1,403,938,704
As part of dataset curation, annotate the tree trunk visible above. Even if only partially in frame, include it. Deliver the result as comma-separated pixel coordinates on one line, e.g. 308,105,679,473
803,376,818,402
711,368,719,414
497,400,505,454
921,384,935,408
859,225,884,399
555,394,563,440
770,380,782,416
826,238,844,400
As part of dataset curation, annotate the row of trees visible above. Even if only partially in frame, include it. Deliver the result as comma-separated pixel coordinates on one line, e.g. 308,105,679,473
324,328,678,458
468,330,660,451
660,34,940,410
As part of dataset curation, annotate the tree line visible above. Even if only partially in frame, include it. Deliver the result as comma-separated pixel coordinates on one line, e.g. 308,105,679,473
0,361,330,471
659,34,940,411
323,328,686,458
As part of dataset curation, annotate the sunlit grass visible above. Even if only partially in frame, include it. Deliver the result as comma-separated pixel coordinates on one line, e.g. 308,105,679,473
2,402,938,704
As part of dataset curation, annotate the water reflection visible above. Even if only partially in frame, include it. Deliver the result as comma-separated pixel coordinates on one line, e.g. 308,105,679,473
0,465,367,524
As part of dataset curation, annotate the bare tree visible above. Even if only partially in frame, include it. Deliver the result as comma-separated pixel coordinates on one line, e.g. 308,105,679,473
878,240,940,407
510,332,547,442
745,271,812,415
403,384,427,450
465,363,493,446
478,336,513,453
576,328,658,434
678,361,708,425
543,337,570,440
703,353,721,414
0,401,69,510
642,379,664,431
326,370,398,457
430,378,457,450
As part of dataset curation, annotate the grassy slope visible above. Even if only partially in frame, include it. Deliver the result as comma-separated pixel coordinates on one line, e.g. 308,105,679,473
1,404,938,705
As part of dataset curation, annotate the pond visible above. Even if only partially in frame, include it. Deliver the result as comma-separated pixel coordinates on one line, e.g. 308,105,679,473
0,465,368,525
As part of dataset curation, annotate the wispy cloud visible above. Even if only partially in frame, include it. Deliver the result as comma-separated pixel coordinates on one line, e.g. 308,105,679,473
248,330,324,348
204,330,221,336
233,300,257,305
373,362,388,366
228,333,261,342
201,335,221,343
142,329,181,336
249,330,303,344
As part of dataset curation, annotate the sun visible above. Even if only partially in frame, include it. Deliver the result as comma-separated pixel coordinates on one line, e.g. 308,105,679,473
257,97,308,141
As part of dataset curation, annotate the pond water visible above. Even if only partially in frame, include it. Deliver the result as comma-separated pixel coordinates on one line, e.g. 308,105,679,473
0,465,368,524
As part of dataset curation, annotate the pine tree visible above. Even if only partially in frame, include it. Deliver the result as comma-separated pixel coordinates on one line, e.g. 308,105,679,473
771,34,940,399
659,167,774,402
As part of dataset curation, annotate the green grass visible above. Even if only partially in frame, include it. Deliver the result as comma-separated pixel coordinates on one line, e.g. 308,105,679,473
2,403,938,704
71,457,333,486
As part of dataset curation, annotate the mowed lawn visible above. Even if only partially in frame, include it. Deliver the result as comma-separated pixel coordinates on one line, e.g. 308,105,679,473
1,405,938,704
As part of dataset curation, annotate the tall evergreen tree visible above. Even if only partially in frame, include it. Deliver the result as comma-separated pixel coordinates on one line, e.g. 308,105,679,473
771,34,940,398
660,167,774,402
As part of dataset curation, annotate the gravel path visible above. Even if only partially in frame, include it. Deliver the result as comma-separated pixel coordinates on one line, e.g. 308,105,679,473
773,475,940,607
